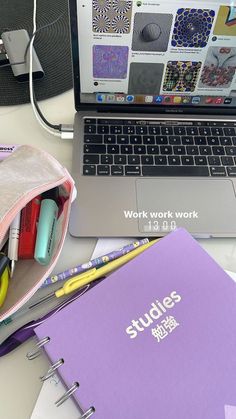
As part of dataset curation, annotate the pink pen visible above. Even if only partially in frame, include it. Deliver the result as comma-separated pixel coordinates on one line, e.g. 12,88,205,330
0,145,19,161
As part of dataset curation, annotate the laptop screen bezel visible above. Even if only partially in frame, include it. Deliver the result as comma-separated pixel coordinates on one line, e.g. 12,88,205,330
69,0,236,116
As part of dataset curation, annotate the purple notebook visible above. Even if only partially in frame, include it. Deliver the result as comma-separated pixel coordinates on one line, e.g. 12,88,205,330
34,229,236,419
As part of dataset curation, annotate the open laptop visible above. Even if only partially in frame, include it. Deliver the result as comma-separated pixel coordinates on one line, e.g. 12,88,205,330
69,0,236,238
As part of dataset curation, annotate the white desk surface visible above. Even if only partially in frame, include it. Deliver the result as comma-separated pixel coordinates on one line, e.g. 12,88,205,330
0,91,236,419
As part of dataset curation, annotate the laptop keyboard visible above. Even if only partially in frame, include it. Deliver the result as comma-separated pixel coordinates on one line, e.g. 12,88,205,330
83,118,236,177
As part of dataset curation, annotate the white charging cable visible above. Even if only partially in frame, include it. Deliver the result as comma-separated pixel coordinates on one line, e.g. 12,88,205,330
29,0,73,139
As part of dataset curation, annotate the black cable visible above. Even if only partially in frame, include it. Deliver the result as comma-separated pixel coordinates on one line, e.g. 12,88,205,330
33,89,61,130
0,13,65,132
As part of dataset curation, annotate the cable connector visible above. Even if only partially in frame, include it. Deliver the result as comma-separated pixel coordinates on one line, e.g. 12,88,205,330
60,124,74,140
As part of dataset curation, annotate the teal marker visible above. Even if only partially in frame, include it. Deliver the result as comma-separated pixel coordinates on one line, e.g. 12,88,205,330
34,188,59,265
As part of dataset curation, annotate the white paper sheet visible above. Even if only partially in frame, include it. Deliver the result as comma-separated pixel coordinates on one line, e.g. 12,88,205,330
30,374,80,419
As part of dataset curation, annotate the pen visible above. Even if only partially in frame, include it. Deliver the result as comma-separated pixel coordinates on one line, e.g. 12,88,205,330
0,253,9,277
0,266,10,308
42,238,150,287
32,239,159,307
0,284,91,357
8,212,21,277
18,195,42,259
34,188,58,265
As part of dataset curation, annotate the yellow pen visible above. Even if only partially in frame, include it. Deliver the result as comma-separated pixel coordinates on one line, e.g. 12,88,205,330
30,239,159,309
0,268,10,308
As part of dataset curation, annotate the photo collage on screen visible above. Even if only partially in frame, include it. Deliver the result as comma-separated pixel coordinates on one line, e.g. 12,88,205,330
78,0,236,106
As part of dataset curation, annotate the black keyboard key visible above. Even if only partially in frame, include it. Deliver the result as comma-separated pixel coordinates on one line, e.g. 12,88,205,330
161,126,173,135
83,155,99,164
226,147,236,156
212,146,225,155
143,136,155,145
199,127,211,136
84,118,96,124
156,136,168,145
111,165,124,176
84,125,96,134
173,146,185,155
220,137,232,146
211,127,223,136
232,137,236,145
186,146,199,155
174,126,186,135
142,166,209,176
107,145,119,154
155,156,167,165
134,145,146,154
182,136,194,145
97,125,109,134
84,144,106,154
83,165,96,175
168,156,180,165
117,135,129,144
160,146,172,155
128,155,140,165
169,136,181,145
181,156,194,165
208,156,221,166
130,136,142,144
115,155,127,165
141,155,154,165
186,126,199,135
149,126,161,135
199,146,212,155
224,127,236,136
221,156,234,166
84,135,103,144
210,167,226,177
101,155,113,164
227,166,236,176
110,126,122,134
207,137,219,146
125,166,141,176
195,156,207,165
123,126,135,134
147,146,159,154
194,136,207,145
97,165,110,175
136,126,147,134
125,120,138,125
104,135,116,144
121,145,132,154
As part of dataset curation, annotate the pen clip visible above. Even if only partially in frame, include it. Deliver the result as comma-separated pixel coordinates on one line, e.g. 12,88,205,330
55,268,97,298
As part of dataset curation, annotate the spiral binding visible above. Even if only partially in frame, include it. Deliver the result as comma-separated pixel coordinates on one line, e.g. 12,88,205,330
40,358,64,381
26,336,50,360
80,407,95,418
27,338,96,416
55,382,80,406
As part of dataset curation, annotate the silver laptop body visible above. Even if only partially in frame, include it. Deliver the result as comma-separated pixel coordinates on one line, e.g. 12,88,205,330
69,0,236,238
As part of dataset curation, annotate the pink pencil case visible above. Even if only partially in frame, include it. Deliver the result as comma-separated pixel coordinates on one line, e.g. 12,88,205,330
0,145,75,322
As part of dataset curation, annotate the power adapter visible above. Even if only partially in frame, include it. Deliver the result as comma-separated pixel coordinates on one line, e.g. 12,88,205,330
1,29,44,82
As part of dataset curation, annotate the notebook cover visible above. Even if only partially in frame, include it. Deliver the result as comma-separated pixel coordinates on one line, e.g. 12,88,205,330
34,229,236,419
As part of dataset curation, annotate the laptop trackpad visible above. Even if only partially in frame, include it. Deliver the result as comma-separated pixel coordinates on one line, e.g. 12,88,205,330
136,178,236,235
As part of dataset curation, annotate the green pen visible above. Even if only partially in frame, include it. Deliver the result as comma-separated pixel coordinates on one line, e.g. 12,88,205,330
34,188,59,265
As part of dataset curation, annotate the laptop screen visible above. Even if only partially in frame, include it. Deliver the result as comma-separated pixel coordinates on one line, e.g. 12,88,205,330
75,0,236,109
